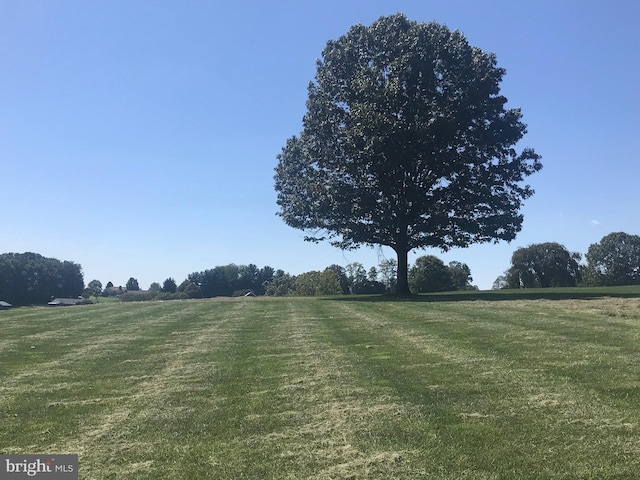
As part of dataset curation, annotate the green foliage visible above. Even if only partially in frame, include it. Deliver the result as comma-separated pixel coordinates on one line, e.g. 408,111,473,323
59,260,84,298
492,273,509,290
119,291,155,302
409,255,454,293
585,232,640,286
148,282,162,293
153,292,189,301
448,261,473,290
345,262,386,294
125,277,140,291
102,284,124,297
506,242,582,288
119,291,189,302
263,269,343,296
293,270,343,296
0,252,84,305
86,279,103,298
264,271,296,296
177,280,201,298
162,277,177,293
188,264,275,297
325,264,350,294
274,14,541,294
378,259,397,292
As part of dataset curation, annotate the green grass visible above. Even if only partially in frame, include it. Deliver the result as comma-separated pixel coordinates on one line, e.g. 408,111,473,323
1,290,640,479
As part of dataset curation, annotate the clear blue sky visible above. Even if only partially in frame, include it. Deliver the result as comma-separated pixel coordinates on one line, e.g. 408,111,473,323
1,1,638,290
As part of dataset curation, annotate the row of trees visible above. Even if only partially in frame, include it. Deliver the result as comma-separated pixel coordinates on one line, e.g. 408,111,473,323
409,257,475,293
5,231,634,306
186,264,277,297
494,232,640,289
94,229,639,300
97,256,475,302
0,252,84,305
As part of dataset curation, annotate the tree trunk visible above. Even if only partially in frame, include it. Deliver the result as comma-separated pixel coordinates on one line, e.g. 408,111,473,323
394,247,411,295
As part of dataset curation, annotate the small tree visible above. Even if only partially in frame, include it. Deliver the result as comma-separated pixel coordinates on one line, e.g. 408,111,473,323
448,262,473,290
86,279,103,298
325,264,350,294
378,259,397,293
492,273,509,290
345,262,367,293
126,277,140,291
149,282,162,293
367,267,378,282
162,277,177,293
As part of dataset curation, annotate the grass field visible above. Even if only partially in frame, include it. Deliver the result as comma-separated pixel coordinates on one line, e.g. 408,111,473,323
2,289,640,479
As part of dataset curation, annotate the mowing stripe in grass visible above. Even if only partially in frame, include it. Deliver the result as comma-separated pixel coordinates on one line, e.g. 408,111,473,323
2,296,640,479
315,299,640,478
59,300,247,478
192,298,425,479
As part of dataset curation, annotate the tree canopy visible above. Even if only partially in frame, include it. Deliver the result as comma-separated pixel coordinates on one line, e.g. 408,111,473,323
126,277,140,291
187,264,275,297
584,232,640,286
86,279,103,298
448,261,473,290
409,255,453,293
274,14,541,294
505,242,581,288
293,270,343,296
0,252,84,305
162,277,178,293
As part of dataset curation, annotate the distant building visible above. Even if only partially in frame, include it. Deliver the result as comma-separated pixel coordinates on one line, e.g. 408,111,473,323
121,289,149,295
48,298,87,306
0,301,12,310
103,286,126,297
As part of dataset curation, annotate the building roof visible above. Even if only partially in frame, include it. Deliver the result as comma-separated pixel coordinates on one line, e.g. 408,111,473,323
0,301,12,308
48,298,85,306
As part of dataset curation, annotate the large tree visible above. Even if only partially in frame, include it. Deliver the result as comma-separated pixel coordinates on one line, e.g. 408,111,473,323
506,242,581,288
584,232,640,286
274,14,541,294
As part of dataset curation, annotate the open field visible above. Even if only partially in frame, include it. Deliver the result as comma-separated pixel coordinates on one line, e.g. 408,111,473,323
2,289,640,479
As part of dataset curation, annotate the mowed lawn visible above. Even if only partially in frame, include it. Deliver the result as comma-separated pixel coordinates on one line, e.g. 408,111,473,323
1,292,640,479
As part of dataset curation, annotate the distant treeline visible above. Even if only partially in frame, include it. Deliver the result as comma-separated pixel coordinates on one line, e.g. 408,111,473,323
0,252,84,306
115,258,476,302
118,263,393,302
2,232,638,306
494,232,640,289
